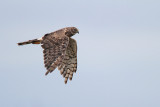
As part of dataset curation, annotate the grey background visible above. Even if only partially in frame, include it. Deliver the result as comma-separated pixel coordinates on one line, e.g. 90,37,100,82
0,0,160,107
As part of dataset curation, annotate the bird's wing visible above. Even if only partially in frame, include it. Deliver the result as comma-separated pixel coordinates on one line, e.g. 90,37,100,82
41,32,69,75
58,38,77,84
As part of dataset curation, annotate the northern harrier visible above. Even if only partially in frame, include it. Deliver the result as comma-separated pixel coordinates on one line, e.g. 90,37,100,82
17,27,79,84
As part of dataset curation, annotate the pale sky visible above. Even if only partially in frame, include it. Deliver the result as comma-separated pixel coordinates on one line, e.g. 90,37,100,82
0,0,160,107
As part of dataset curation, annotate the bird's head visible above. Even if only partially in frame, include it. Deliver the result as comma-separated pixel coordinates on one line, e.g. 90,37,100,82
65,27,79,37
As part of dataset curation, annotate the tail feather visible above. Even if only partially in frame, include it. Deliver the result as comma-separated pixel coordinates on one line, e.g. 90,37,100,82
17,39,41,46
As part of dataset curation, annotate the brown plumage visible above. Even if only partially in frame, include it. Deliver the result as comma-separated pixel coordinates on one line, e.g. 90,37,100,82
17,39,41,45
17,27,79,84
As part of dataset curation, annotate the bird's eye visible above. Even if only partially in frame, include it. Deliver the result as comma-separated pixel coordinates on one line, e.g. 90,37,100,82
73,29,77,32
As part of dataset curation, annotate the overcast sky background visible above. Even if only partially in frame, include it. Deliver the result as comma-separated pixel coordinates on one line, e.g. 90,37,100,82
0,0,160,107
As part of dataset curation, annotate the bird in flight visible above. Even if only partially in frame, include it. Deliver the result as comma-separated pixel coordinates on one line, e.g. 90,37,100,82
17,27,79,84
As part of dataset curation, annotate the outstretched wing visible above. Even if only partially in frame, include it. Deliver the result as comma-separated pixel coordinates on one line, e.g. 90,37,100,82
58,38,77,84
41,31,69,75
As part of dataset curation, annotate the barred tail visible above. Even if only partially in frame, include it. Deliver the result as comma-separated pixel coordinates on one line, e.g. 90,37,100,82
17,39,41,46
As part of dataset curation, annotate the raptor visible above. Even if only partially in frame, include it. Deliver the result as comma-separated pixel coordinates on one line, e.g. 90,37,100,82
18,27,79,84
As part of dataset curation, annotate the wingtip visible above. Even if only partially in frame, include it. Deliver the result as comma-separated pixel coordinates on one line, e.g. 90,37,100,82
69,78,72,81
45,71,49,75
64,78,68,84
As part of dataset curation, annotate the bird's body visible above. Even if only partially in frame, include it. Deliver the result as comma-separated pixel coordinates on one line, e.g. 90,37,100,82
18,27,79,84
